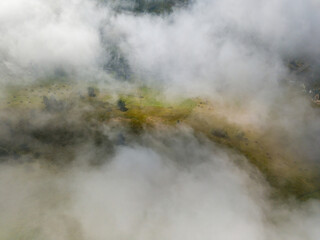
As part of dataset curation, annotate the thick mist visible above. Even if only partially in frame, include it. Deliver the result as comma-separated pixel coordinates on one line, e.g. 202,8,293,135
0,0,108,82
1,0,320,90
114,0,320,93
1,0,320,239
1,131,320,239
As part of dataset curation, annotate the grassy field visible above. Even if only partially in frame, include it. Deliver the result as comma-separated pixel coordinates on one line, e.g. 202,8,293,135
1,81,319,200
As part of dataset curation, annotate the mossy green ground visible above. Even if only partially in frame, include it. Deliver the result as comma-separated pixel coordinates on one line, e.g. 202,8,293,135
1,81,319,200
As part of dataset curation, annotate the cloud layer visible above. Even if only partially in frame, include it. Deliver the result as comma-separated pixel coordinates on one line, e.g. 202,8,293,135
0,132,320,239
1,1,320,239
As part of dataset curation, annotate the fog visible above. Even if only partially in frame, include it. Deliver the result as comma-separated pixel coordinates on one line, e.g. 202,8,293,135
2,0,320,90
0,0,320,239
1,131,320,239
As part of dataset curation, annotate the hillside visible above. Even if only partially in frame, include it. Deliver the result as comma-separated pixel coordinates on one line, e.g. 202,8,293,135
1,81,319,200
